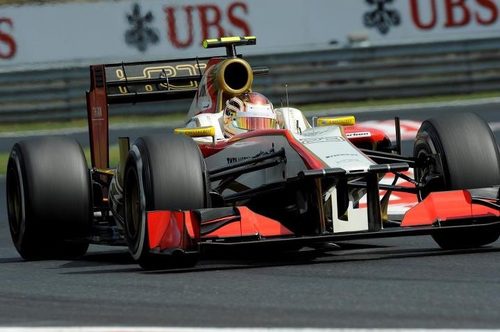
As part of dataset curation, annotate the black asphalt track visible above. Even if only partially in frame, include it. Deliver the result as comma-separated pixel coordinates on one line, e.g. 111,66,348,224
0,103,499,328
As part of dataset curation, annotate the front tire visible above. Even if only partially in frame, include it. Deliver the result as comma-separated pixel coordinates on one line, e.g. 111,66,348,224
6,138,91,259
124,134,208,269
413,112,500,249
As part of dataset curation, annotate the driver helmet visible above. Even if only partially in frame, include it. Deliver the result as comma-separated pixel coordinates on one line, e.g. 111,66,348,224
223,92,276,137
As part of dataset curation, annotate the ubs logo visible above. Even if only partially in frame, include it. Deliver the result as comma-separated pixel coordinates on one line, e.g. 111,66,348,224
125,3,160,52
363,0,401,34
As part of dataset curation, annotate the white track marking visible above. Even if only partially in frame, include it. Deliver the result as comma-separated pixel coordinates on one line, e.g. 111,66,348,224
357,120,500,141
359,170,417,215
0,329,498,332
358,119,421,141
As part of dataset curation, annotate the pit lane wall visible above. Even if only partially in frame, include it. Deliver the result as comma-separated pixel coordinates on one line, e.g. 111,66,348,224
1,0,500,121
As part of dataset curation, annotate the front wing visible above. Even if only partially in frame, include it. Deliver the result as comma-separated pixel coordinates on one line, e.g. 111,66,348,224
145,187,500,254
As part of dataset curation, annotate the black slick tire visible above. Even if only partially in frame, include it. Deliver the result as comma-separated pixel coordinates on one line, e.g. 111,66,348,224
6,137,91,259
123,134,208,270
413,112,500,249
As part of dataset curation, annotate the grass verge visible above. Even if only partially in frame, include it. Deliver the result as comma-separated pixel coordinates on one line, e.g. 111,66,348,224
1,91,499,134
0,151,7,177
1,145,121,177
0,113,185,134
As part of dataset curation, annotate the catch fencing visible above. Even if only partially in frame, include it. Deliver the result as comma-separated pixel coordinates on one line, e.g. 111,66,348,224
1,37,500,122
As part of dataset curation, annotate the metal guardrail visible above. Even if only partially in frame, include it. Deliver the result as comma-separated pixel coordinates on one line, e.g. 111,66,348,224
1,37,500,122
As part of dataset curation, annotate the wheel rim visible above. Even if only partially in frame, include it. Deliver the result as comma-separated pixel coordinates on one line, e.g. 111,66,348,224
415,149,431,200
415,145,446,200
6,161,23,238
125,168,141,242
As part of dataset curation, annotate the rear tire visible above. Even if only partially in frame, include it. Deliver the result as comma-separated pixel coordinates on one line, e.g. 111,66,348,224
413,112,500,249
6,138,91,259
124,134,208,270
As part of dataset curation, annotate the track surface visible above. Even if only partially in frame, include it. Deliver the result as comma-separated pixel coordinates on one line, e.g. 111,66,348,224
1,104,499,328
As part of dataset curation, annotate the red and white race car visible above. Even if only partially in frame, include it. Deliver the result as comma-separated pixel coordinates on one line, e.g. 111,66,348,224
7,36,500,269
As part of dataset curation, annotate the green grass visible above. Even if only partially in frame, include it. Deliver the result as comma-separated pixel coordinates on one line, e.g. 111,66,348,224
0,151,7,177
0,118,88,133
0,113,185,134
83,144,120,169
1,145,121,177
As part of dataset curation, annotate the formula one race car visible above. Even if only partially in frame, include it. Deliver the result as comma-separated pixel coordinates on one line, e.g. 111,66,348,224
6,36,500,269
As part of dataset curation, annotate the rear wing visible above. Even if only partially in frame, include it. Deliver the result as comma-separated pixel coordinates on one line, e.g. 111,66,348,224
90,57,210,104
86,57,211,169
87,36,260,169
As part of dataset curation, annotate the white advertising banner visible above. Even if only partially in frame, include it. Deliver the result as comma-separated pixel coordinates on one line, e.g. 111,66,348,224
1,0,500,67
